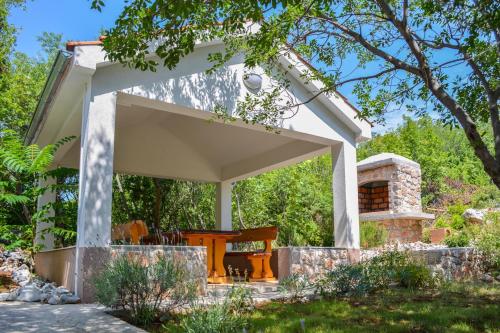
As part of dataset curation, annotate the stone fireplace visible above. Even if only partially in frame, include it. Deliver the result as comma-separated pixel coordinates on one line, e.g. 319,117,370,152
357,153,434,243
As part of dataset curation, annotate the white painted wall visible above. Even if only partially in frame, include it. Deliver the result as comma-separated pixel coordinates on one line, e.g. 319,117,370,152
34,176,56,250
331,142,360,249
215,181,232,231
86,43,365,146
76,86,116,247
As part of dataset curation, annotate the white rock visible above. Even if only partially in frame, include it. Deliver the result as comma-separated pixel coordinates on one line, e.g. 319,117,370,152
40,292,51,303
17,263,29,271
48,295,61,305
0,292,10,301
9,252,24,261
17,285,42,302
481,273,494,283
41,283,55,292
55,287,70,295
11,268,30,284
18,279,31,287
60,294,80,304
462,209,485,224
5,290,18,301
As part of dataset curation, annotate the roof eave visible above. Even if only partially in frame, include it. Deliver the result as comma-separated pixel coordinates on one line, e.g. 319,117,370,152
24,50,73,145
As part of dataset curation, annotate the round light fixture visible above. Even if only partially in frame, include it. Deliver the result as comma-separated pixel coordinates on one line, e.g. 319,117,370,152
243,72,263,91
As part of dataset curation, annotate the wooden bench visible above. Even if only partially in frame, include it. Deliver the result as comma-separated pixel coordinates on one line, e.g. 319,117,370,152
225,226,278,282
111,220,149,245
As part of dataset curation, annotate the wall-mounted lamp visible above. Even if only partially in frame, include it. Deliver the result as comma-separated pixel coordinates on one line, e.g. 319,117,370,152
242,73,263,92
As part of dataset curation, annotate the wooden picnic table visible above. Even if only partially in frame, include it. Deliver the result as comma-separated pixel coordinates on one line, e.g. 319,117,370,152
148,230,242,284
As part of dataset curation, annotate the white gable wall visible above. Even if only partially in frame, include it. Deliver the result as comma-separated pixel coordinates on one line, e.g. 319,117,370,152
88,43,363,146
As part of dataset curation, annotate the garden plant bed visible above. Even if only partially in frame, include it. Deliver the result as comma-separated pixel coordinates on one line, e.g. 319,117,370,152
157,283,499,333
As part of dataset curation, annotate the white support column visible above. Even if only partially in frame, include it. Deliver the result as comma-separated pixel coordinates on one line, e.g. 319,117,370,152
215,181,232,231
35,176,56,250
331,142,360,249
76,90,117,248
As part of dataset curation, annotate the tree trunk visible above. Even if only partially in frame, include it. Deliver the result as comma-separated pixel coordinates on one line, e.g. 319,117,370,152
428,80,500,188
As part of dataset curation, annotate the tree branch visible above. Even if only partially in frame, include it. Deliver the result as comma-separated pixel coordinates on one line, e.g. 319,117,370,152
375,0,499,186
312,14,421,76
280,64,398,109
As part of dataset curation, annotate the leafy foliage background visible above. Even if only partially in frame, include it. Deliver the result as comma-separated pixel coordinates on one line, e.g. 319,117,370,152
0,1,498,249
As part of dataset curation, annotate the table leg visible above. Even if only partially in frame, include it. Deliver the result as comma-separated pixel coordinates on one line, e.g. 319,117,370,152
214,239,227,279
202,237,214,278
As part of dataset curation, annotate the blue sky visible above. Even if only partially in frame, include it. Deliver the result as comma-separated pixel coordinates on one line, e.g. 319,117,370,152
9,0,412,133
9,0,125,55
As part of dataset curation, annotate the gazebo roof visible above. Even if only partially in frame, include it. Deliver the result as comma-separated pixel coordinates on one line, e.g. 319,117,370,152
27,38,372,183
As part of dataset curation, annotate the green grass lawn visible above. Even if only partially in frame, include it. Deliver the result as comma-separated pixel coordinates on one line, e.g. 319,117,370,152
163,283,500,333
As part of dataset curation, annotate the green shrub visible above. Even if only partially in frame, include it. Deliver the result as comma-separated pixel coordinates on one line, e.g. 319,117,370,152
474,218,500,270
444,230,471,247
447,203,467,216
434,203,469,232
93,253,196,326
470,185,500,208
179,286,252,333
366,251,411,285
225,284,254,314
360,221,388,248
422,228,431,243
434,215,450,228
450,214,466,230
315,251,439,297
396,263,436,289
278,273,311,300
316,264,375,297
180,303,243,333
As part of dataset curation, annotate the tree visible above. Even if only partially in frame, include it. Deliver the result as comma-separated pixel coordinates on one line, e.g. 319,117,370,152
0,1,74,249
0,130,73,250
0,0,24,77
358,116,499,206
0,31,63,135
93,0,500,188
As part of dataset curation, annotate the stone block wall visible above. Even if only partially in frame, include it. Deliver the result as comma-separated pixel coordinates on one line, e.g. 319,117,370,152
275,247,354,280
276,246,484,282
111,245,207,295
40,245,208,303
378,219,422,243
409,247,484,281
358,164,422,213
391,163,422,213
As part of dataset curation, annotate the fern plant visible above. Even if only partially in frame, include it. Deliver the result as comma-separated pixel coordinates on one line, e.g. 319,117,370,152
0,130,74,251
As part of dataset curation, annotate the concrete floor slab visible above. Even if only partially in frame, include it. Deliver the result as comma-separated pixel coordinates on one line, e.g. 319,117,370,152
0,302,146,333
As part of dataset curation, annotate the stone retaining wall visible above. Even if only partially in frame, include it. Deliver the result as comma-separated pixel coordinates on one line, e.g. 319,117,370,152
36,245,207,303
274,247,355,280
409,247,484,281
111,245,207,294
276,246,484,282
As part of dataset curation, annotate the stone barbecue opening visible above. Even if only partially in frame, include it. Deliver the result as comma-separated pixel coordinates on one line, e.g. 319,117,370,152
358,181,389,213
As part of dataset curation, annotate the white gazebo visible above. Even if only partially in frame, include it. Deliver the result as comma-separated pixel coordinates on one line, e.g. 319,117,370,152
27,38,371,300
